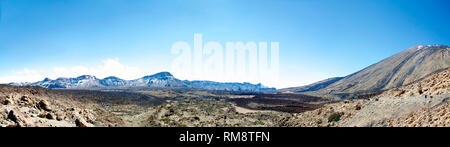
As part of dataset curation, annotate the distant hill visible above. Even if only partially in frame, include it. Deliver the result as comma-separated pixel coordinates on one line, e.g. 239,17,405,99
9,72,275,92
278,77,344,93
281,45,450,97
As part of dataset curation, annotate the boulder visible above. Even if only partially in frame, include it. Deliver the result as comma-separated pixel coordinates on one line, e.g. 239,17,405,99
7,109,32,127
1,97,13,105
38,100,52,111
75,118,94,127
85,112,96,123
20,95,31,102
73,112,94,127
45,113,55,120
55,112,66,121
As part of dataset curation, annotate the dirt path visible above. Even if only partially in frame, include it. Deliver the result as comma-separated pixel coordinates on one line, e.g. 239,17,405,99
120,110,155,127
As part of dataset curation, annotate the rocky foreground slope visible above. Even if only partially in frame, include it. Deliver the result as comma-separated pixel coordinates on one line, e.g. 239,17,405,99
376,68,449,98
0,85,287,127
280,94,450,127
0,85,123,127
387,99,450,127
281,66,450,127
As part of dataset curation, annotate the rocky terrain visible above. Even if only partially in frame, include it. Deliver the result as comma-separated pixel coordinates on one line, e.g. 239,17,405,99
376,68,449,98
0,85,123,127
278,99,369,127
387,99,450,127
279,66,450,127
279,94,450,127
144,98,288,127
0,84,291,127
1,80,449,127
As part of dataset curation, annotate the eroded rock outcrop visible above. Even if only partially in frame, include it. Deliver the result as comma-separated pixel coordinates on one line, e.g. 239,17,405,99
7,109,32,127
0,85,120,127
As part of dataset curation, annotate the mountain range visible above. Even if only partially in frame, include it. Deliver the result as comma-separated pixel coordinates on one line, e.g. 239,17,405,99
281,45,450,98
9,72,274,92
9,45,449,95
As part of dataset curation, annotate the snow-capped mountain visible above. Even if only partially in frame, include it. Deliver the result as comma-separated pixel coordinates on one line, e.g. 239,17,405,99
127,72,188,88
9,72,275,92
99,76,128,87
29,75,103,89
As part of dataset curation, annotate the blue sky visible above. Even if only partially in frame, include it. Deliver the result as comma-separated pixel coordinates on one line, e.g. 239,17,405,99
1,0,449,88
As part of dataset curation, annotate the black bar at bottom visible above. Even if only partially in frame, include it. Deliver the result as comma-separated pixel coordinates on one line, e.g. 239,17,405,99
0,127,446,145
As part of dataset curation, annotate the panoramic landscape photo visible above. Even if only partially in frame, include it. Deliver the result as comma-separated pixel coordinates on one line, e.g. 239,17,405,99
0,0,449,127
